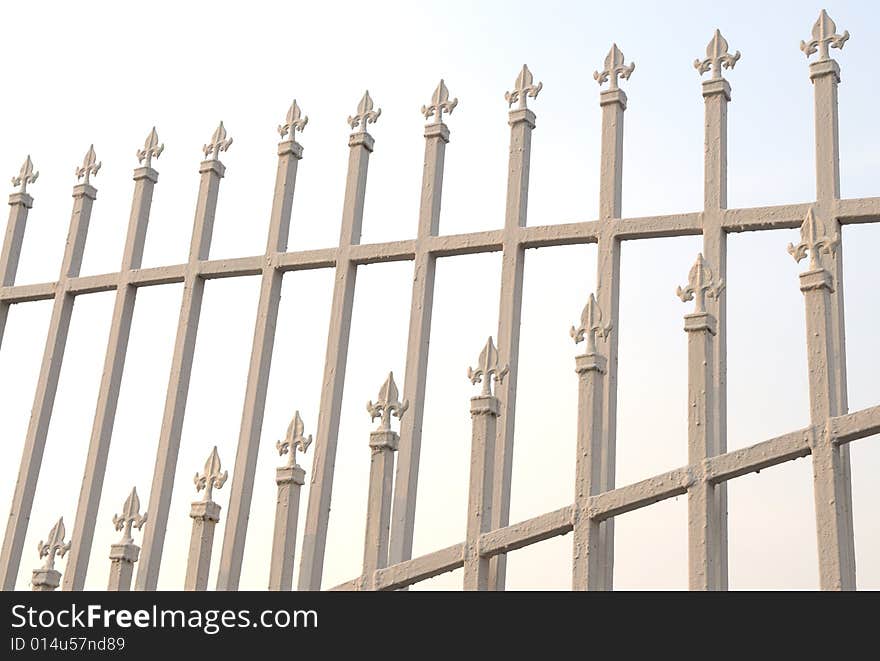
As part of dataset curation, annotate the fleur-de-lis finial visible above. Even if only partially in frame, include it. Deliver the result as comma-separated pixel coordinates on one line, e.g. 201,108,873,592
594,44,635,91
137,127,164,168
367,372,409,432
677,253,725,314
11,155,38,194
193,446,228,502
787,207,838,270
801,9,849,61
37,517,71,571
694,29,741,79
504,64,542,110
278,100,309,140
348,91,381,132
203,121,233,160
467,337,509,397
75,145,101,185
112,487,147,544
422,79,458,123
277,410,313,467
570,293,612,355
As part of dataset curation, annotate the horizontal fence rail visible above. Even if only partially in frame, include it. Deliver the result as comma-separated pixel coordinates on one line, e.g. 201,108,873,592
0,9,877,591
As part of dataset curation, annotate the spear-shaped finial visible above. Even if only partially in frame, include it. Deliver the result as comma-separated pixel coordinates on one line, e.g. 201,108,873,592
787,207,838,270
422,79,458,123
75,145,101,185
801,9,849,61
594,44,635,91
36,517,71,571
277,410,313,467
278,100,309,140
348,91,381,132
137,127,164,168
467,336,509,397
367,372,408,432
193,446,228,502
571,293,612,355
11,155,38,194
112,487,148,544
677,253,724,314
203,121,233,160
694,29,741,79
504,64,542,110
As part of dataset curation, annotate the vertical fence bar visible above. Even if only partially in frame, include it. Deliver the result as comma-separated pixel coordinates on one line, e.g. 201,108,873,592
593,44,633,590
0,157,37,349
488,65,541,590
64,131,162,590
801,10,856,582
268,411,311,591
363,373,405,590
185,447,227,591
136,124,231,590
298,92,378,590
217,103,307,591
463,338,504,591
389,80,455,570
678,254,722,589
0,148,99,590
107,487,147,591
696,30,738,590
571,295,607,590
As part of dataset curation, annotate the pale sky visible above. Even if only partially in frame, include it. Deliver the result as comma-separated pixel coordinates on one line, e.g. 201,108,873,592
0,0,878,590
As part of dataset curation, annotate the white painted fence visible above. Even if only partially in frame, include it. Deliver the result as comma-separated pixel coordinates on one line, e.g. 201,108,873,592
1,10,877,591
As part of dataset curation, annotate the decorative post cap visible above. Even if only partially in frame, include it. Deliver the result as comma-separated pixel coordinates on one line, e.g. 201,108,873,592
75,145,101,184
694,29,740,79
37,517,71,571
112,487,147,545
787,207,838,270
203,121,233,160
11,155,38,194
594,44,635,90
193,446,228,502
467,336,509,397
801,9,849,61
137,127,164,168
277,410,312,467
348,91,381,132
571,293,612,355
677,253,724,313
367,372,408,432
278,100,309,140
422,79,458,123
504,64,542,109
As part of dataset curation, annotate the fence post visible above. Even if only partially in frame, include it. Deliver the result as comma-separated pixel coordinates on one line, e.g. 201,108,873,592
677,254,723,590
268,412,311,591
363,373,406,589
219,102,308,590
137,123,231,591
571,295,609,590
464,338,507,591
788,209,855,590
696,29,738,590
0,156,37,349
32,518,70,592
108,487,147,591
801,8,857,584
0,147,99,590
299,92,379,591
489,65,541,590
65,129,162,591
390,80,455,570
185,447,228,591
593,44,634,590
